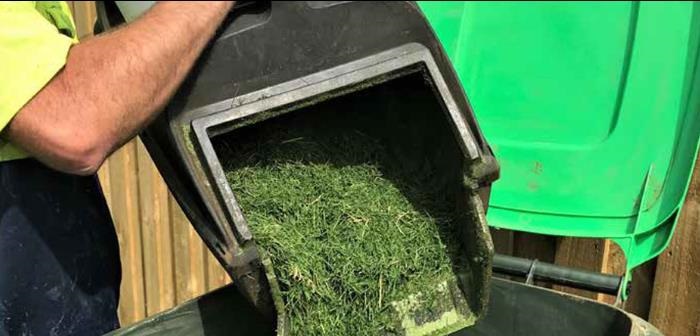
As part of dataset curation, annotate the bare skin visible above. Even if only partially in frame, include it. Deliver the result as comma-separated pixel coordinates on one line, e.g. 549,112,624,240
4,1,235,175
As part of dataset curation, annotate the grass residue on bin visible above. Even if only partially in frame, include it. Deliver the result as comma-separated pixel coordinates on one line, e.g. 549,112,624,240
218,121,469,335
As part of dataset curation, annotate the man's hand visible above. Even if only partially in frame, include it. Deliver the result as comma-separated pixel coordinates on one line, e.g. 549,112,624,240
4,1,235,175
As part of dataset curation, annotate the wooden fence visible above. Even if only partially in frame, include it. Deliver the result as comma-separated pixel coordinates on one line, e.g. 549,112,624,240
68,3,698,334
98,140,231,324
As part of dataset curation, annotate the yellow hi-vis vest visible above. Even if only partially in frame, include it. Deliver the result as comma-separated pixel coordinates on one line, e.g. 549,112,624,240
0,1,77,162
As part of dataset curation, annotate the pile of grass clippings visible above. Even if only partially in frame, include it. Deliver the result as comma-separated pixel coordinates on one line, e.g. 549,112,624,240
219,120,467,335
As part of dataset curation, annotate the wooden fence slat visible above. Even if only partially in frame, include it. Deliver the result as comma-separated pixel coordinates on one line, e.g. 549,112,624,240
136,140,176,316
108,142,147,324
169,196,209,305
490,228,514,255
171,196,193,305
98,162,112,210
513,232,556,263
624,259,656,319
207,251,231,291
650,154,700,336
188,218,208,299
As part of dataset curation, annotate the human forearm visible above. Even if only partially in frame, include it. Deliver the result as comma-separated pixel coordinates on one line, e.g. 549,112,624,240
6,1,234,175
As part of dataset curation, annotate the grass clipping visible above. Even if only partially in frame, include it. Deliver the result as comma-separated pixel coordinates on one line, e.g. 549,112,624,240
220,124,473,335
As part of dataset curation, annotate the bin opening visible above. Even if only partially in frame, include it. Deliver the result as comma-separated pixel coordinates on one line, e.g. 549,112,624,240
200,66,490,335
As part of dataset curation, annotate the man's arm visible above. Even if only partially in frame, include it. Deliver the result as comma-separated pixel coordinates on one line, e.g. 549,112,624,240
4,1,234,175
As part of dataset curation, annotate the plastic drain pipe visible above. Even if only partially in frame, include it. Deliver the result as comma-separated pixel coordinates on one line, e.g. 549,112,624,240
492,254,623,296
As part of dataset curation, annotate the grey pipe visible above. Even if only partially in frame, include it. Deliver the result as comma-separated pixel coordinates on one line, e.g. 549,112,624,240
493,254,623,296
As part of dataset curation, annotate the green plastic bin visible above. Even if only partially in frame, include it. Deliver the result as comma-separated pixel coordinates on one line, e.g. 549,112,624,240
420,1,700,296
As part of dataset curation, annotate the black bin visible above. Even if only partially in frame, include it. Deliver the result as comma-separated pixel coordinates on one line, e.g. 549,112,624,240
107,278,660,336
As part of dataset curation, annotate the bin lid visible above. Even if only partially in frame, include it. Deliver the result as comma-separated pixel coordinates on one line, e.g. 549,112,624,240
420,1,700,284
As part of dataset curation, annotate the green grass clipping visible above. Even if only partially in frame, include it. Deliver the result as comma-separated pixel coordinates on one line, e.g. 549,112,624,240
219,120,473,335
